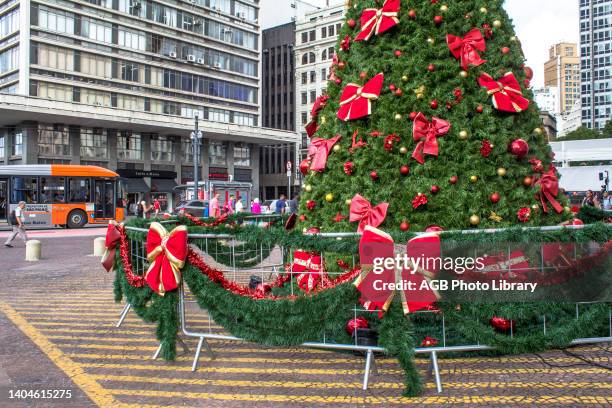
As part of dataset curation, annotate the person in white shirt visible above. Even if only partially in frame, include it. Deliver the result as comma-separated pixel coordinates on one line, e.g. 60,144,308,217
5,201,28,248
235,197,244,213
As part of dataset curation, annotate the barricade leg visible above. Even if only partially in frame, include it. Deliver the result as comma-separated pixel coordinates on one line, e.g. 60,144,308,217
362,349,374,390
430,351,443,393
115,303,131,328
152,344,162,360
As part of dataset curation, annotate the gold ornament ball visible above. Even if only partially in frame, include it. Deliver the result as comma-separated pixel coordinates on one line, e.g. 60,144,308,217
564,206,571,213
493,20,502,28
459,70,468,78
510,36,518,42
304,184,312,192
427,37,435,45
479,7,488,13
458,130,469,140
416,93,425,99
497,167,507,177
325,193,334,202
470,175,478,183
531,204,539,211
534,128,543,135
401,75,409,82
320,116,327,124
395,113,402,120
399,146,408,155
333,144,341,153
470,215,481,226
440,4,448,12
345,199,352,206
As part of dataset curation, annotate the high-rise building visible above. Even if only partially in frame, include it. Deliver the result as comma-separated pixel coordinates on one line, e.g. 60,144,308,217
294,3,344,148
0,0,298,209
544,43,580,115
260,21,297,200
579,0,612,130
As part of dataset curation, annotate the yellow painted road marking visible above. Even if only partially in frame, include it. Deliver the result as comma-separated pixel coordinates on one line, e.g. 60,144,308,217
89,374,612,390
107,389,612,405
0,302,120,407
28,321,224,329
23,315,217,325
77,361,611,376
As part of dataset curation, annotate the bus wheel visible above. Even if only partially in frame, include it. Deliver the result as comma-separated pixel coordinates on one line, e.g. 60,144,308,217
67,210,87,229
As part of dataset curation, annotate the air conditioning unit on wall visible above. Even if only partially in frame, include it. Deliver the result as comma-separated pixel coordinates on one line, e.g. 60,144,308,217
188,54,196,62
196,58,204,64
169,52,177,58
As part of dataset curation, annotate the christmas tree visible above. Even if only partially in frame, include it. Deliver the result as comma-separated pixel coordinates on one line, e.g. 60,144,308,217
299,0,570,232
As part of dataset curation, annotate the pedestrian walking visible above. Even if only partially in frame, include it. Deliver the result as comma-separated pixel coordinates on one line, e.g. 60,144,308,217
209,193,220,218
235,196,244,213
5,201,28,248
153,198,161,217
603,191,612,211
275,194,287,215
251,198,262,214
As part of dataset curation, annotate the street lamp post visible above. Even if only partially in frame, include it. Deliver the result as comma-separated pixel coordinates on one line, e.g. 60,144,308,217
190,116,203,200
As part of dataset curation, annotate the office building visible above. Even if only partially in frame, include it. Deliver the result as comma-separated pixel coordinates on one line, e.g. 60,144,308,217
0,0,298,210
544,43,580,115
294,3,344,148
579,0,612,129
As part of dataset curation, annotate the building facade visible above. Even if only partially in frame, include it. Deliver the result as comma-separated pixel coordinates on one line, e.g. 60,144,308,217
579,0,612,130
0,0,298,211
533,86,560,114
294,3,344,148
544,43,580,115
259,21,296,200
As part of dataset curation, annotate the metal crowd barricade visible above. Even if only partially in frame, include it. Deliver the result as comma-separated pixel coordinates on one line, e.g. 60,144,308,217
120,224,612,393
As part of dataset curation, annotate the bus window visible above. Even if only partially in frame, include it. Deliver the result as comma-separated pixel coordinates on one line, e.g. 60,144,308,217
11,176,39,204
68,178,91,203
40,177,66,203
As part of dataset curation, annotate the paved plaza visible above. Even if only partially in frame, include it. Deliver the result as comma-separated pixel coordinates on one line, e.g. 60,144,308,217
0,233,611,407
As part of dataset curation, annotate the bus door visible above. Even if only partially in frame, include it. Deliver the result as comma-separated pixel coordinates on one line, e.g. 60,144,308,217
94,179,116,219
0,177,7,223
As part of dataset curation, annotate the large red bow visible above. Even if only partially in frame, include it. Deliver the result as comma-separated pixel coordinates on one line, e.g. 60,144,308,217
446,28,487,70
349,194,388,234
354,226,441,315
306,135,341,172
292,250,324,293
146,223,188,295
412,113,451,164
355,0,400,42
102,220,122,273
305,95,330,138
337,73,384,121
535,167,564,214
478,72,530,113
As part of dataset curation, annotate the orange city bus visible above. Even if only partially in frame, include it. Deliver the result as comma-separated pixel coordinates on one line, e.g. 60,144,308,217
0,165,125,228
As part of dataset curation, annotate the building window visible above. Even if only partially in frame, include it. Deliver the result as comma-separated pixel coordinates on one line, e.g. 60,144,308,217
81,17,112,43
38,126,71,156
301,112,307,125
310,70,316,83
0,8,19,38
120,61,139,82
301,92,307,105
182,139,194,163
309,30,315,41
321,68,327,80
150,135,174,162
208,141,226,166
38,6,75,35
310,90,316,103
0,135,4,158
234,145,250,166
301,72,307,85
0,46,19,74
117,131,143,160
80,128,108,159
11,132,22,156
301,32,308,43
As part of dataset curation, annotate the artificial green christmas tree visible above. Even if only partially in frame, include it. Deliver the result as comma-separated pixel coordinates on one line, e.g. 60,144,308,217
299,0,571,233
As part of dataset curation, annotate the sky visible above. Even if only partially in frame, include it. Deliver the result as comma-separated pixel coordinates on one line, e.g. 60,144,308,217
260,0,579,88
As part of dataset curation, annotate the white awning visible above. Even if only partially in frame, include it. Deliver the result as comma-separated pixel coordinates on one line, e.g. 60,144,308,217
557,166,612,192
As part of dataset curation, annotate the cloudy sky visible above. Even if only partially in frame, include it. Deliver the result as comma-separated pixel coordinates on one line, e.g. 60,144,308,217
260,0,579,87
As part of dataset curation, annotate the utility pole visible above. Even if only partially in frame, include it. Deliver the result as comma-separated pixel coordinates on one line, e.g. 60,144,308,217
190,116,203,200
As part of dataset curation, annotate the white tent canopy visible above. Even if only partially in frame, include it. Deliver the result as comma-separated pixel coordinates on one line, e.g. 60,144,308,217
550,138,612,167
556,166,611,192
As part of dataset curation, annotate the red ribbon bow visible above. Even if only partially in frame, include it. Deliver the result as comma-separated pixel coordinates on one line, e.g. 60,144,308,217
337,73,384,121
306,135,341,172
305,95,330,138
412,113,451,164
292,250,324,293
102,220,122,273
535,167,564,214
355,0,400,42
446,28,487,70
478,72,530,113
146,222,188,295
354,226,441,315
349,194,389,234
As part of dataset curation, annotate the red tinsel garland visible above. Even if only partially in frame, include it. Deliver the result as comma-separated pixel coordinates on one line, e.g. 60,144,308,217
182,212,230,227
118,225,146,288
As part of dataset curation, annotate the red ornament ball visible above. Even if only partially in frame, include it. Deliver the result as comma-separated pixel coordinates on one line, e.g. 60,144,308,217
299,214,307,222
450,175,459,185
335,78,342,85
394,50,402,57
395,88,403,96
523,79,531,88
430,99,439,109
359,71,367,80
490,192,501,204
508,139,529,159
523,176,533,187
523,66,534,80
299,159,310,176
400,165,410,176
433,15,443,25
408,9,416,19
346,317,369,336
400,221,410,231
409,111,418,121
370,171,379,181
501,46,510,54
431,185,440,194
490,316,516,333
306,200,316,211
389,84,396,91
476,105,484,113
425,225,444,232
572,218,585,226
306,227,320,235
428,64,436,72
347,18,356,28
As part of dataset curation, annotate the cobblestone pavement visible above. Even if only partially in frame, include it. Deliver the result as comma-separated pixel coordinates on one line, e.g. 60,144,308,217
0,235,611,407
